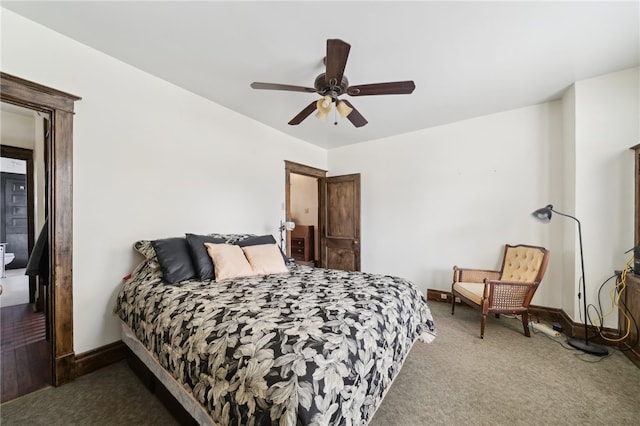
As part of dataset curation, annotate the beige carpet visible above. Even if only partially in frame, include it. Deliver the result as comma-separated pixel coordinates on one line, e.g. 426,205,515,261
370,301,640,425
1,300,639,425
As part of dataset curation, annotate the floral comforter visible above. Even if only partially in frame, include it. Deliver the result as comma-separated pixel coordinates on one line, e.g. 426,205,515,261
114,261,435,425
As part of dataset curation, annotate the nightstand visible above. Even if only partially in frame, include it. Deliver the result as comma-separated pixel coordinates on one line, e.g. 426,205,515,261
291,225,314,263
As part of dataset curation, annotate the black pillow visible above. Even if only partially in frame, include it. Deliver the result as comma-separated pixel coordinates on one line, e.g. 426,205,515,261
185,233,225,280
236,234,278,247
236,234,287,261
151,238,196,284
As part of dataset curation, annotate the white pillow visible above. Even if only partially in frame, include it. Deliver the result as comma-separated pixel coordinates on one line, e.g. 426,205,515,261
204,243,255,281
242,244,289,275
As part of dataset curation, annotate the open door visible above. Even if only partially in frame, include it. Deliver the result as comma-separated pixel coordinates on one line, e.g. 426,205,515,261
320,174,361,271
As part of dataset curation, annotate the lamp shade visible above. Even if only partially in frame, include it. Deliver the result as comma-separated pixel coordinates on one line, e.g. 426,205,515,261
336,100,353,118
531,204,553,223
315,95,332,121
319,95,331,109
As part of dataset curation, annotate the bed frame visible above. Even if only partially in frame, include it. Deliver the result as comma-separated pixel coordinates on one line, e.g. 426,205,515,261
121,322,215,426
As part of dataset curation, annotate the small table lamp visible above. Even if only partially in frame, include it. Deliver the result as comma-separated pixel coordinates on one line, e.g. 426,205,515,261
279,220,296,252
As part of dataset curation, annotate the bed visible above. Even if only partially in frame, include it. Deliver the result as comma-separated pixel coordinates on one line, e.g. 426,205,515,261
113,233,436,425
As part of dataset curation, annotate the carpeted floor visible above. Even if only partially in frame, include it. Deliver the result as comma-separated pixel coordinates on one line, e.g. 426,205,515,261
0,356,178,426
370,301,640,425
2,301,639,425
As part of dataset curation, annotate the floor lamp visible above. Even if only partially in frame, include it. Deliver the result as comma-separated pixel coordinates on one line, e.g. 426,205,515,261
531,204,608,356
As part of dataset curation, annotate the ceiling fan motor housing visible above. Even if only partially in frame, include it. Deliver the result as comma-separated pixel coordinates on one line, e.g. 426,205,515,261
314,73,349,100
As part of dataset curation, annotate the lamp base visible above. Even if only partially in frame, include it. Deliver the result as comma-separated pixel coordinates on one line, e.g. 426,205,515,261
567,337,609,356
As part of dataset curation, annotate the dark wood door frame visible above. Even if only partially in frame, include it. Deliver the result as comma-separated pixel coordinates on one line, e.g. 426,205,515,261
1,72,81,386
284,161,326,266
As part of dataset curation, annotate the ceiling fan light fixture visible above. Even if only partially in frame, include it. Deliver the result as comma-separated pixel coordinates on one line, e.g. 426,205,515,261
320,95,332,109
315,110,329,121
251,39,415,127
315,95,332,121
336,100,353,118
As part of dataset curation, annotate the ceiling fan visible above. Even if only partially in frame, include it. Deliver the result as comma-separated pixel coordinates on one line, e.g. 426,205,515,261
250,39,415,128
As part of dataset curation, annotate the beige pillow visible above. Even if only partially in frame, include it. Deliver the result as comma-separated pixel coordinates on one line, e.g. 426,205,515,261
242,244,289,275
204,243,255,281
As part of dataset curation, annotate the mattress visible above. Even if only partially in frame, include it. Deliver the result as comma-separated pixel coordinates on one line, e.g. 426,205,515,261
114,259,436,425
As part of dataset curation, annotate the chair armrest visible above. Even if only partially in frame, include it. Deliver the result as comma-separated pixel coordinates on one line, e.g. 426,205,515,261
483,279,540,309
452,266,501,283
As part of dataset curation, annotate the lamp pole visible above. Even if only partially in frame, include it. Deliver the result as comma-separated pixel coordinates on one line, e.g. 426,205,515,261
279,220,286,251
531,205,608,356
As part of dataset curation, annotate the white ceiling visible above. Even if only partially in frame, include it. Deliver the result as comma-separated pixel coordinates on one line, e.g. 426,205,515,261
3,1,638,149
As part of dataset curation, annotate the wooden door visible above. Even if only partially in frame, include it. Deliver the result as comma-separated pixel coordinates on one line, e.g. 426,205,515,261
320,174,361,271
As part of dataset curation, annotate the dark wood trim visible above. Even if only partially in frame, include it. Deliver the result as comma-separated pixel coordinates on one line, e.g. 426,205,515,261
632,144,640,246
528,304,619,346
626,146,640,368
74,341,131,378
428,289,619,346
284,160,327,178
1,73,79,113
50,107,75,385
427,288,453,303
1,72,81,386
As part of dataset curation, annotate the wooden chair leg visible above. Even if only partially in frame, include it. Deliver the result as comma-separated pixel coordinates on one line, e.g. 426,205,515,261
522,311,531,337
480,314,486,339
451,293,456,315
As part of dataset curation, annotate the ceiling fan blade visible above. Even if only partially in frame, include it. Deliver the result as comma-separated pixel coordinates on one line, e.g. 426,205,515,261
325,39,351,86
288,101,318,125
340,100,368,128
347,81,416,96
251,82,316,93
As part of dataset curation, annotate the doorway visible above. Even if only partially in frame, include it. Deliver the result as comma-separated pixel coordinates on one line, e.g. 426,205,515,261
1,72,80,389
1,107,48,402
1,157,31,270
284,161,326,266
284,161,361,271
289,173,319,265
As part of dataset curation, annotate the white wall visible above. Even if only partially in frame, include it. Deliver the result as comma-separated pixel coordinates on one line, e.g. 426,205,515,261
290,173,319,259
2,7,637,352
557,85,578,320
0,109,35,149
327,67,639,330
2,9,327,353
0,157,26,174
328,102,564,307
290,174,318,227
1,108,48,233
573,67,638,328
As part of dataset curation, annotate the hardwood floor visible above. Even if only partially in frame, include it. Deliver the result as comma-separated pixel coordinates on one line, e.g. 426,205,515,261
1,303,50,403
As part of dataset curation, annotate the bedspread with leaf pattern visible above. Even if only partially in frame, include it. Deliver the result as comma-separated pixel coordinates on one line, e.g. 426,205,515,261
114,261,436,425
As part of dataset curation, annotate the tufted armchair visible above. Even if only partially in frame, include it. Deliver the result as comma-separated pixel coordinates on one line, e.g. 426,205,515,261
451,244,549,338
